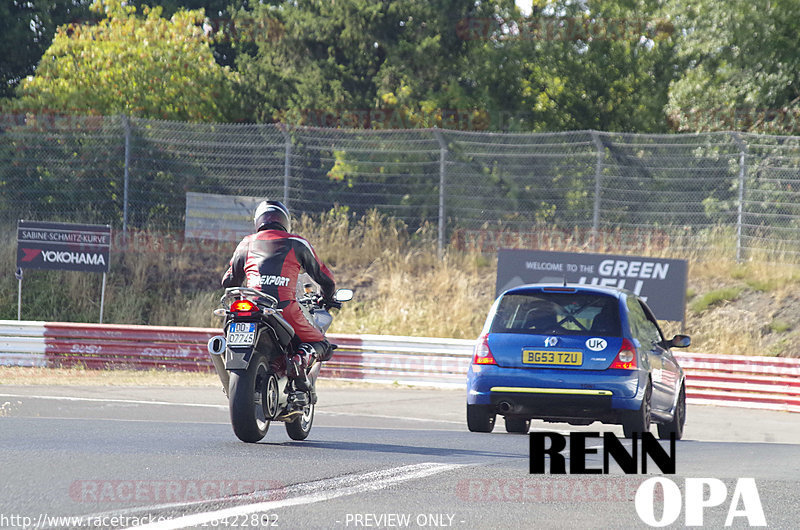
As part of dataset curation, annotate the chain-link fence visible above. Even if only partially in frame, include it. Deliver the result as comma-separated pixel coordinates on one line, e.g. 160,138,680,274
2,114,800,260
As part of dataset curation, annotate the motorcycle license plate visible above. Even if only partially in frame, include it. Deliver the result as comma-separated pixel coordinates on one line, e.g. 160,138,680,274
227,322,256,346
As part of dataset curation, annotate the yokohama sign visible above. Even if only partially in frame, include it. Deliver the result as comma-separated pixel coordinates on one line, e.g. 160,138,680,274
17,220,111,273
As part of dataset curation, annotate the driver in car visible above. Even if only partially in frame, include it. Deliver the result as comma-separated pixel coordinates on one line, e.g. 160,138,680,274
222,200,336,406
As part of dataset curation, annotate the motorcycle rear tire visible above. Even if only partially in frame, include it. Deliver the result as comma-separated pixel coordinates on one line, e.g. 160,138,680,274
229,351,272,443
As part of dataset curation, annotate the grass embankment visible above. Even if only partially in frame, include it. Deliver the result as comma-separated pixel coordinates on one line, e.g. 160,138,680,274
2,212,800,357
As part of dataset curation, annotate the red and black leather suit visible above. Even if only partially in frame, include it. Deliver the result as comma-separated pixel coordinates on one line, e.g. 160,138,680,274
221,228,335,345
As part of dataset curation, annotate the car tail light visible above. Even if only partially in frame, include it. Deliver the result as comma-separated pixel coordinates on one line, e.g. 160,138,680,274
472,334,497,365
609,338,637,370
231,299,259,316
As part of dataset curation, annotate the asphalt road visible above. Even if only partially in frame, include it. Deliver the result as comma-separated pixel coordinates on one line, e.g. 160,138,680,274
0,384,798,529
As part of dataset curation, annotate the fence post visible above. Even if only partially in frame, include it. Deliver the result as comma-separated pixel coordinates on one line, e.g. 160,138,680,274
590,131,604,251
279,124,291,207
433,129,447,256
733,133,747,262
122,115,131,236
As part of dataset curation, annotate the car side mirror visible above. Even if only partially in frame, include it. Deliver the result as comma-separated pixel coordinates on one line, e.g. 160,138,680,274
668,334,691,348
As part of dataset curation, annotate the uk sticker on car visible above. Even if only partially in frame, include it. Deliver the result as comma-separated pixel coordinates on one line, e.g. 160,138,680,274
586,338,608,351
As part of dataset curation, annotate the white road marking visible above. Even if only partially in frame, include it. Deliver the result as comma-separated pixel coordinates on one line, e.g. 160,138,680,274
0,393,464,424
0,393,226,409
121,463,463,530
320,410,463,424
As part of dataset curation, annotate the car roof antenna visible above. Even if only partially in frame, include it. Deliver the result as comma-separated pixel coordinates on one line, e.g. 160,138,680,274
562,275,567,286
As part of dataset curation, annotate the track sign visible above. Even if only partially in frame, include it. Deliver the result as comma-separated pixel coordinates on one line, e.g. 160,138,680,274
17,220,111,273
496,249,688,322
184,191,262,241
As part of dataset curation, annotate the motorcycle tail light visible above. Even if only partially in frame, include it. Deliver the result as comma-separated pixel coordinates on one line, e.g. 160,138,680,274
231,299,259,316
609,338,638,370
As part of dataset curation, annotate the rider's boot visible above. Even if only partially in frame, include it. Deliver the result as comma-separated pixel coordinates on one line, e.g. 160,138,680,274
287,344,315,410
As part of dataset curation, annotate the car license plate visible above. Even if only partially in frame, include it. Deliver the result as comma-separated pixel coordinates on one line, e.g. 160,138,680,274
522,349,582,366
227,322,256,346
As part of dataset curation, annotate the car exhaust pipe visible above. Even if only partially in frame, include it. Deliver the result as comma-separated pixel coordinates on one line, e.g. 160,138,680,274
498,401,513,414
207,335,230,395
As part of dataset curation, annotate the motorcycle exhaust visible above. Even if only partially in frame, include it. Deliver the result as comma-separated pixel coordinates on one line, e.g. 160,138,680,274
208,335,226,355
207,335,230,395
308,358,322,385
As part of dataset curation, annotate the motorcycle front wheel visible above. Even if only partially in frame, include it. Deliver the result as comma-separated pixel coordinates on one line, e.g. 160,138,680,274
285,401,315,440
229,351,274,443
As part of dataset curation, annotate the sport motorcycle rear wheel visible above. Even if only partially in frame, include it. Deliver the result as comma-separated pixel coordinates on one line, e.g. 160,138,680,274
229,351,272,442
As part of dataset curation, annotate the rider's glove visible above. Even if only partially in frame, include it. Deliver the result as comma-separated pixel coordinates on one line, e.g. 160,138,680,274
323,299,342,310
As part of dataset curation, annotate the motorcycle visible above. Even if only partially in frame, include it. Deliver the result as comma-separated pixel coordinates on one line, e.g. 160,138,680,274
207,285,353,443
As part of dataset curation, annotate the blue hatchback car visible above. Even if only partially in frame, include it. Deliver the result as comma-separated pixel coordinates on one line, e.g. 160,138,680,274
467,284,690,438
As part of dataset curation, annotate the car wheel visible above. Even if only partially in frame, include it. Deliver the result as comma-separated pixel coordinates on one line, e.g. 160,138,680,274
623,381,652,439
657,384,686,440
505,417,531,434
467,404,496,433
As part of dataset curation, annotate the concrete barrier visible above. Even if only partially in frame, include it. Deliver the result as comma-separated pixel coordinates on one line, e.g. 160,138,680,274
1,320,798,413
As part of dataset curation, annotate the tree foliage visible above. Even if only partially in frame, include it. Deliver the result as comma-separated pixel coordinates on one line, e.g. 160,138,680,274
479,0,678,132
2,0,800,133
0,0,96,99
666,0,800,134
232,0,677,132
8,0,242,121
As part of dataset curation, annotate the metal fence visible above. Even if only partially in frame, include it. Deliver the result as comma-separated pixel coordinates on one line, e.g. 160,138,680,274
3,114,800,259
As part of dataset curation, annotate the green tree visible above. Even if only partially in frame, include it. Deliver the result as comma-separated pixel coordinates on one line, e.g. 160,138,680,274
0,0,96,99
490,0,677,132
666,0,800,133
8,0,242,122
370,0,517,129
233,0,507,125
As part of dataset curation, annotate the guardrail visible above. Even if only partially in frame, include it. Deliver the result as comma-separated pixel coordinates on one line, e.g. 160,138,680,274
1,320,798,413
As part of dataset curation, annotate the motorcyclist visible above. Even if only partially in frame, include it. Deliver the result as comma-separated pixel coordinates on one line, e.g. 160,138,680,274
221,200,336,407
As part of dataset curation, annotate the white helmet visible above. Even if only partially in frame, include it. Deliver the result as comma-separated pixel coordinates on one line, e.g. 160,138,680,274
253,200,290,232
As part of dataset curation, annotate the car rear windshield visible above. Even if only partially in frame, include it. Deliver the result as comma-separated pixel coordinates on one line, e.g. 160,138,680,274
490,292,622,337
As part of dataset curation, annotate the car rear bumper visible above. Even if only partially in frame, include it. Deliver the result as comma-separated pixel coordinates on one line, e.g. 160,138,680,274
467,364,645,421
489,388,614,421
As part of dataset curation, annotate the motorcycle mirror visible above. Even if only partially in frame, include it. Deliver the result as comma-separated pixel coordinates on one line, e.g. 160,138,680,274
334,288,354,302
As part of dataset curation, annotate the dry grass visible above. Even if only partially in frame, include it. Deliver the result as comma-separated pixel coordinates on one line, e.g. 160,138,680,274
293,209,496,338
